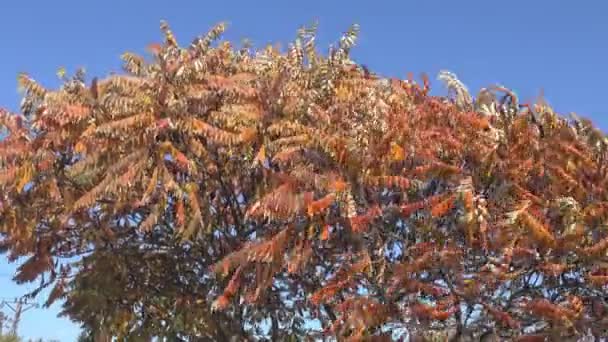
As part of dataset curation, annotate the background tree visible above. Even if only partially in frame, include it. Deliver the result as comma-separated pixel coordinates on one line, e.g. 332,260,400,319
0,333,59,342
1,21,607,341
0,335,20,342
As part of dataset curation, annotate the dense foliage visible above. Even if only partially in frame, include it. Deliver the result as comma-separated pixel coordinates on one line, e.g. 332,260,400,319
1,21,608,341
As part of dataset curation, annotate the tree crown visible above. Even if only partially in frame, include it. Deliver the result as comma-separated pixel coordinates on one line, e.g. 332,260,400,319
1,21,607,341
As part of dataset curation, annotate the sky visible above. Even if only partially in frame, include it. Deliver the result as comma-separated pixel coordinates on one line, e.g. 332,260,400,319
0,0,607,340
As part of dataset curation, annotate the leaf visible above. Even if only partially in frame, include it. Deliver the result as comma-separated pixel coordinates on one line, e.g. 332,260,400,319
174,151,191,171
160,20,178,46
181,183,203,241
320,224,331,241
56,66,66,80
389,142,405,162
44,280,65,308
239,127,257,142
74,141,86,154
175,197,185,228
430,194,455,217
211,295,230,312
307,193,335,217
17,163,33,192
147,43,162,55
138,167,159,207
3,23,608,341
254,145,266,166
516,211,556,248
140,203,161,232
328,178,348,192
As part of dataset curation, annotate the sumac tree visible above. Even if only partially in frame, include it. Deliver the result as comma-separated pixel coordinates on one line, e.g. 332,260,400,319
1,22,607,341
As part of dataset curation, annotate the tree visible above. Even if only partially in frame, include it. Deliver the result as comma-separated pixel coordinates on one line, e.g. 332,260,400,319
1,21,607,340
0,334,59,342
0,335,20,342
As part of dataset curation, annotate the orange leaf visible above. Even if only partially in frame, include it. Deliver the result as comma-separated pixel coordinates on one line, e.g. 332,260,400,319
389,142,405,162
430,194,455,217
224,267,243,297
146,43,162,55
211,295,230,311
175,198,185,227
254,145,266,165
320,225,331,241
74,141,86,154
239,127,257,142
329,179,348,192
517,211,556,248
307,194,335,217
351,205,382,233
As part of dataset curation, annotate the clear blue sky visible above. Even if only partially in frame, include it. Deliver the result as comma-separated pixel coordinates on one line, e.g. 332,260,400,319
1,1,606,340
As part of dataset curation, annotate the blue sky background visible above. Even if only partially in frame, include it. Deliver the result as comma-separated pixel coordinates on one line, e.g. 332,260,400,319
0,1,606,340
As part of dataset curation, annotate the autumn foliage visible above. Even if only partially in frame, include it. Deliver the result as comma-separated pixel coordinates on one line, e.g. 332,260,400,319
1,21,608,341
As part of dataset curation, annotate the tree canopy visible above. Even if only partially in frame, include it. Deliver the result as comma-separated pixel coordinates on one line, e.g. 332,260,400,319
1,21,607,341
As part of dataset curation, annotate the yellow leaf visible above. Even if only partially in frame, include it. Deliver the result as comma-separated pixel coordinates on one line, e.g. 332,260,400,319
56,67,66,80
307,224,316,239
390,142,405,162
17,164,33,192
335,85,351,101
16,74,27,93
